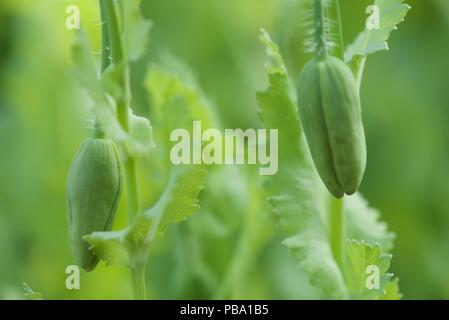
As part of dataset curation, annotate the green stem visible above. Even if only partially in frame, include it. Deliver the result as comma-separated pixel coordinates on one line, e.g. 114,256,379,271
99,0,123,64
132,261,146,300
312,0,345,60
329,0,345,60
330,196,345,270
356,57,367,92
313,0,328,59
100,1,138,224
100,1,110,72
125,159,139,224
100,0,144,300
93,122,105,138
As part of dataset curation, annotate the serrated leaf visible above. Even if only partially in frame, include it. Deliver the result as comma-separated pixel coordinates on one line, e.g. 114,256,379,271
72,30,155,158
146,57,214,131
257,29,347,299
85,165,206,268
145,165,207,234
345,0,411,63
126,112,156,158
122,0,152,62
86,56,211,268
83,230,131,267
144,55,215,174
379,278,402,300
346,193,395,252
72,30,127,143
345,240,393,299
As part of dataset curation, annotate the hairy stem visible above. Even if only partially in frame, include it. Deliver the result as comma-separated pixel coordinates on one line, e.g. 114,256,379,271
327,0,345,59
330,196,345,271
313,0,328,59
99,0,123,64
100,0,143,299
100,1,110,72
93,123,105,139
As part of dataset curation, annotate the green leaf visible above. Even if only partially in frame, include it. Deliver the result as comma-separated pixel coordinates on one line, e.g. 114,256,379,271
83,230,131,267
344,0,411,63
145,165,207,234
346,193,395,252
121,0,152,62
101,62,125,101
146,56,214,131
126,112,156,158
86,55,212,268
144,55,215,174
345,240,394,299
257,29,400,300
379,278,402,300
257,29,347,299
72,30,155,158
85,165,206,268
72,30,126,142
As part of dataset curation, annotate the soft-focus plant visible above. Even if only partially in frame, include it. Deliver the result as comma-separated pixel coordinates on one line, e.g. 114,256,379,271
69,0,210,299
67,0,410,300
257,0,410,299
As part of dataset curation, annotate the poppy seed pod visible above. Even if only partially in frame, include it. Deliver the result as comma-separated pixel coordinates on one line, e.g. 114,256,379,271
67,138,122,271
297,56,366,198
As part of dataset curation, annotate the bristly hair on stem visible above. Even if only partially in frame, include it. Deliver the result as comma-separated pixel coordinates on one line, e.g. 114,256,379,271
302,0,337,58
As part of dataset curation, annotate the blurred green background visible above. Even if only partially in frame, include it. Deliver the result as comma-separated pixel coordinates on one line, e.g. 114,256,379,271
1,0,449,299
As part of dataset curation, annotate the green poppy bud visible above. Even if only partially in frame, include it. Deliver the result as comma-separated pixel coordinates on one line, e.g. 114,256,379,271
67,138,122,271
297,56,366,198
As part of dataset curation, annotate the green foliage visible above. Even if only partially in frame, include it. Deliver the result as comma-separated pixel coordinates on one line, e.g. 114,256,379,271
121,0,153,62
346,194,395,252
257,30,347,299
345,0,411,63
72,30,156,158
82,35,213,296
70,1,214,299
380,278,402,300
257,30,399,300
345,240,394,299
4,0,442,300
345,0,411,85
85,165,206,268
